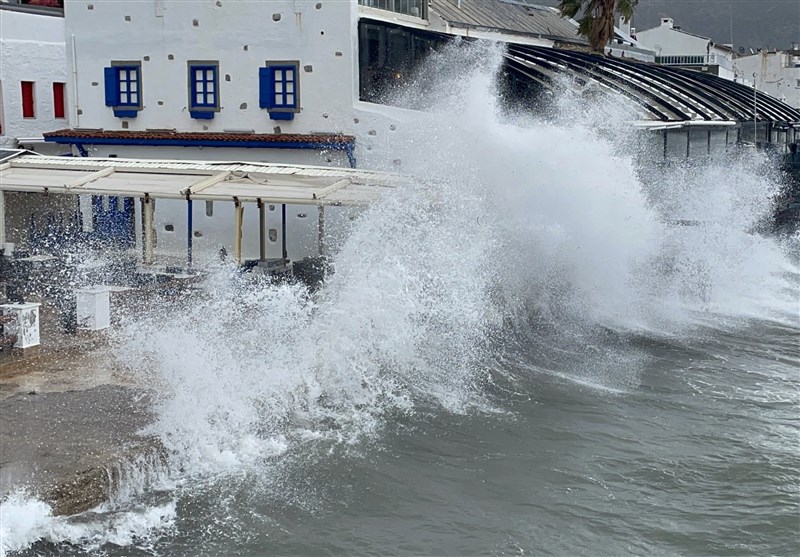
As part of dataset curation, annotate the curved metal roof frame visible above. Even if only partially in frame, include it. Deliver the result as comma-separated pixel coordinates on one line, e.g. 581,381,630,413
665,67,797,123
505,48,679,121
509,45,697,120
504,44,800,125
587,53,756,122
550,49,742,121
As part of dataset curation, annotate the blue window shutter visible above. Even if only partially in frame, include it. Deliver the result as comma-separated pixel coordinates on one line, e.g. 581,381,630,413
104,67,118,107
259,67,274,109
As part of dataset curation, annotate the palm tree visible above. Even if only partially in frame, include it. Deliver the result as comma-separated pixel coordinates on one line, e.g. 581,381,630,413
558,0,638,54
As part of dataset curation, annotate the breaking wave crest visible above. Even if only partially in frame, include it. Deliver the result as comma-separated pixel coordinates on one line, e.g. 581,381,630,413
5,41,797,556
115,41,798,477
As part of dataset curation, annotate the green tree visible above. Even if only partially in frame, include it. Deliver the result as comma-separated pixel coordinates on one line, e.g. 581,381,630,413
558,0,638,54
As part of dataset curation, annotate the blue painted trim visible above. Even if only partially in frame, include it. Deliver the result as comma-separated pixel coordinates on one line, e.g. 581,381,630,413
345,145,356,168
189,110,215,119
268,112,294,121
75,143,89,157
114,66,141,108
189,64,218,110
113,109,138,118
104,67,118,107
45,136,355,151
269,65,298,110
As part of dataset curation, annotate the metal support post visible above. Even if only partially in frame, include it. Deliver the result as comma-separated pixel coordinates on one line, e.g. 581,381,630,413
0,191,5,248
186,196,193,268
258,199,266,262
234,200,244,266
753,72,758,145
281,204,287,260
142,195,154,265
317,205,325,257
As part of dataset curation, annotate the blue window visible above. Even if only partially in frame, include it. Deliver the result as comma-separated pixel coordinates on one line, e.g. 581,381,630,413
188,62,220,119
259,62,300,121
104,62,142,118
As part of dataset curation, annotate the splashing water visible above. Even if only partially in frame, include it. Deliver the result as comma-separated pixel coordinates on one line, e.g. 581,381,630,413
0,491,176,557
6,41,798,555
113,41,797,476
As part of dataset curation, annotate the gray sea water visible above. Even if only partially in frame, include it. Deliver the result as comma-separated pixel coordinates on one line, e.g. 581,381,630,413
2,45,799,556
7,311,799,556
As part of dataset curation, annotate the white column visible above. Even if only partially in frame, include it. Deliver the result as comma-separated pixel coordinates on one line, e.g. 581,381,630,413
234,203,245,265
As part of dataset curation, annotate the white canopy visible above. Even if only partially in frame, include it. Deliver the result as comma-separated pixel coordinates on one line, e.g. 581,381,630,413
0,154,400,206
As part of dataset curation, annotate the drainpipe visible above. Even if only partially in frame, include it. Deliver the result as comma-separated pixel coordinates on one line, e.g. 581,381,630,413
70,34,80,128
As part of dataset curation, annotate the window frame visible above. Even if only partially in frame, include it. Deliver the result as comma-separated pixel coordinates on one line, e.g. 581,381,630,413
270,64,298,110
21,81,35,118
112,62,142,108
52,81,66,118
106,61,143,117
261,60,301,115
187,60,220,119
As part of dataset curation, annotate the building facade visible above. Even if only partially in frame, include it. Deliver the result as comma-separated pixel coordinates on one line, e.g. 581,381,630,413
735,48,800,110
636,17,736,81
59,0,359,166
0,0,67,153
4,1,796,266
40,0,605,265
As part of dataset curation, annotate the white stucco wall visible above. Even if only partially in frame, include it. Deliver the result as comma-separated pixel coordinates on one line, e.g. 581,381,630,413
58,0,434,265
637,19,732,63
736,51,800,109
636,20,710,56
65,0,359,136
0,9,67,146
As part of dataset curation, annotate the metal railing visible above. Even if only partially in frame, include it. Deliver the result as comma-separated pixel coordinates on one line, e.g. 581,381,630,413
358,0,427,19
656,54,732,71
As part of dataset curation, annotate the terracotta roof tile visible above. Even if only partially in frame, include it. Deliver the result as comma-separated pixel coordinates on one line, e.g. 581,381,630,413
43,129,355,145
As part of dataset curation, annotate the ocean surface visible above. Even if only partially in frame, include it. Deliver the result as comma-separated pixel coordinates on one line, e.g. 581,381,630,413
1,45,799,556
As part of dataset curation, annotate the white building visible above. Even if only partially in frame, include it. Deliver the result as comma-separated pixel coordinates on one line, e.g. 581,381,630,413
0,0,67,153
35,0,599,265
636,17,736,81
735,47,800,110
9,1,793,268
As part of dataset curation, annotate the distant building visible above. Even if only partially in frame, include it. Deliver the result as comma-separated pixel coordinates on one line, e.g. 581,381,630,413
0,0,67,153
735,47,800,110
636,17,736,81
